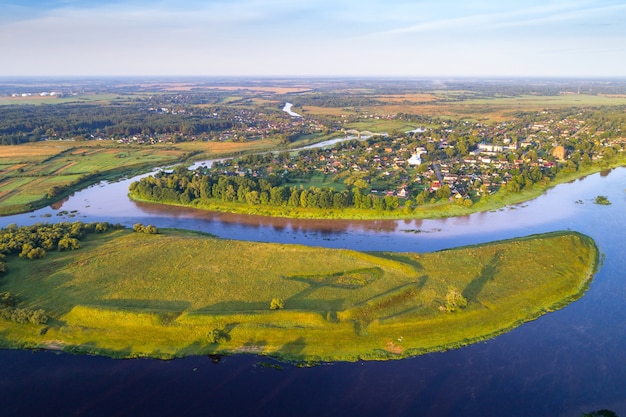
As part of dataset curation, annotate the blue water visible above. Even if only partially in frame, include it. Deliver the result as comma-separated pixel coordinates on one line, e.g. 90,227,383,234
1,168,625,417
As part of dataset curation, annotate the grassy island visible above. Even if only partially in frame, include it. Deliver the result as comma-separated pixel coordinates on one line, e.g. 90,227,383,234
0,226,598,362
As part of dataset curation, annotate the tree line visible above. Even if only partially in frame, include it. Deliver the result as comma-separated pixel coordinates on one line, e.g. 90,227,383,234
129,168,404,211
0,104,235,144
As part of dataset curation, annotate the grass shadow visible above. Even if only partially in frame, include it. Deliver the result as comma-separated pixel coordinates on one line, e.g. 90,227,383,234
284,268,382,289
276,336,307,361
462,251,502,303
85,299,191,324
237,339,267,355
64,342,133,358
345,276,429,336
364,252,424,272
285,284,345,312
194,300,268,313
92,299,190,312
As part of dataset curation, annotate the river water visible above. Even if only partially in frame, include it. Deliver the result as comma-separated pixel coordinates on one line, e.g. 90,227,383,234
1,168,626,417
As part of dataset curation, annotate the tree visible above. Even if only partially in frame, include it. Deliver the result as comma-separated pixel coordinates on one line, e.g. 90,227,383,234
353,179,368,189
207,328,228,344
270,187,286,206
58,237,80,251
299,190,309,208
29,309,48,325
270,298,285,310
435,184,451,200
444,287,467,312
0,291,16,307
581,410,619,417
144,225,159,234
372,196,386,211
46,185,64,199
26,247,46,259
415,189,430,205
245,190,260,205
287,188,300,207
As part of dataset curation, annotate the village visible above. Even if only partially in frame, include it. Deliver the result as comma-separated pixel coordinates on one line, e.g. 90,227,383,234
207,106,625,204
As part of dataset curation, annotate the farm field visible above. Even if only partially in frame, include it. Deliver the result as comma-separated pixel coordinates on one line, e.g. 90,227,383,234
0,228,598,362
0,140,280,215
300,91,626,125
0,142,189,214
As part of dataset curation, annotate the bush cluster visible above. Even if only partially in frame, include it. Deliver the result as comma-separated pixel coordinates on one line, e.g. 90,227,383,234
133,224,159,234
0,221,122,259
0,292,48,325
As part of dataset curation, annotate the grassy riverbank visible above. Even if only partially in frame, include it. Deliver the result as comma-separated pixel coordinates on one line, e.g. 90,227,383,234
0,229,598,362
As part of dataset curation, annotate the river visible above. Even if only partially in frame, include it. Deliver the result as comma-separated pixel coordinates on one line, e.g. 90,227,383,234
1,168,626,416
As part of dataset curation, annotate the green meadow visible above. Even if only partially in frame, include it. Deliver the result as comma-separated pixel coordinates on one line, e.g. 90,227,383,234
0,142,192,215
0,228,598,362
0,140,283,215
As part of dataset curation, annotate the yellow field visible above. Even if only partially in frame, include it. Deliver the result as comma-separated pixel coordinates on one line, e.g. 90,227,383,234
0,142,65,160
174,138,280,156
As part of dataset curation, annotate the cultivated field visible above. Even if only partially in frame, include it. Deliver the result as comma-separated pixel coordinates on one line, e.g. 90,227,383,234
0,139,283,215
302,91,626,124
0,142,189,214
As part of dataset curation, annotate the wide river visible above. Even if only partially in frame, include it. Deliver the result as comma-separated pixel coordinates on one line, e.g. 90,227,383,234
1,167,626,417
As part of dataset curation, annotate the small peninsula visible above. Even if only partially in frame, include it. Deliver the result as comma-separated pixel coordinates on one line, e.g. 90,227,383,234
0,224,599,362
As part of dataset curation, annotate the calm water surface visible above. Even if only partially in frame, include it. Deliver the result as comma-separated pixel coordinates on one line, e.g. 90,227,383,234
1,168,625,417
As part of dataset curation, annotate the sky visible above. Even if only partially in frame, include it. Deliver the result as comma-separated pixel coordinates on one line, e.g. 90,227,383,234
1,0,625,77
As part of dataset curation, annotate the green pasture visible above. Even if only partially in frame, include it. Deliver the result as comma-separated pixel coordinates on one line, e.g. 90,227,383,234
0,142,192,214
0,229,598,362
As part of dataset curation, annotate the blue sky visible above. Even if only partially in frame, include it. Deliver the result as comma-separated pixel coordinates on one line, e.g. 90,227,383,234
1,0,625,77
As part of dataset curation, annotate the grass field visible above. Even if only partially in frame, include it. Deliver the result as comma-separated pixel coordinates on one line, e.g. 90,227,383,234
0,142,193,214
0,139,284,215
0,229,598,362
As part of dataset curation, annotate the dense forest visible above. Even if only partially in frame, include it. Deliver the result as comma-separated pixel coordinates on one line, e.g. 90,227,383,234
0,104,236,144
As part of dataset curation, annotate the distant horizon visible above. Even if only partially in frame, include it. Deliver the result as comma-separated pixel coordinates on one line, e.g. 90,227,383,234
2,75,626,82
1,0,625,78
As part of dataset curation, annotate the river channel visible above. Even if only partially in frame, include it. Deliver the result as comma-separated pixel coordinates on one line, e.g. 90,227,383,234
1,167,625,416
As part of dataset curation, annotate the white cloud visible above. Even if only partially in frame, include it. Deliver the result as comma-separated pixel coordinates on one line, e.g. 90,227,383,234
355,0,626,39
